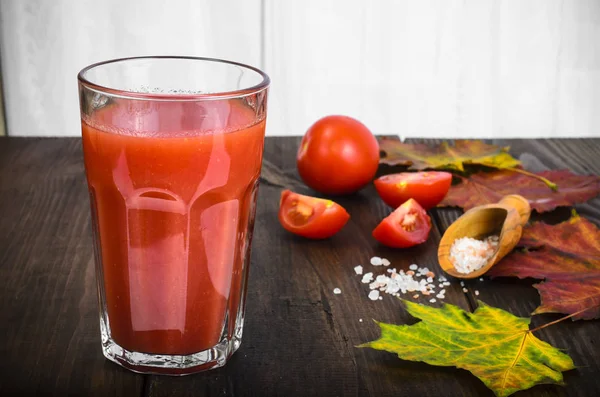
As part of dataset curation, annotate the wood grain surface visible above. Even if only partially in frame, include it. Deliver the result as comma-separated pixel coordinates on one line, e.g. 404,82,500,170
0,137,599,396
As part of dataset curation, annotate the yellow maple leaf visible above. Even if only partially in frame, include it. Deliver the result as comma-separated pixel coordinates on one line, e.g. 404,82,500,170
360,300,575,397
379,139,521,172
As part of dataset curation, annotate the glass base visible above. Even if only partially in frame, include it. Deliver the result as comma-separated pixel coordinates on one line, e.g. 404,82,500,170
100,321,244,375
101,334,242,376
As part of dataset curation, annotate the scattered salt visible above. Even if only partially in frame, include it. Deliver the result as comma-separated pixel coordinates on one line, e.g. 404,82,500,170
450,235,499,274
475,290,480,296
333,288,341,294
355,260,457,305
370,256,383,266
359,318,363,322
479,277,484,282
462,287,468,293
460,281,465,287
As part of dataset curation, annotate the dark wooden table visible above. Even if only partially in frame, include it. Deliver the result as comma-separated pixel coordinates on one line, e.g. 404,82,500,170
1,137,599,397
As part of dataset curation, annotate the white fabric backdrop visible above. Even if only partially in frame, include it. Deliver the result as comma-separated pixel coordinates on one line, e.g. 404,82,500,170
1,0,600,138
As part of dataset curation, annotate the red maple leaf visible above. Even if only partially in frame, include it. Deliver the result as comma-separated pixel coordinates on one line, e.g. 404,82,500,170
489,214,600,320
439,170,600,212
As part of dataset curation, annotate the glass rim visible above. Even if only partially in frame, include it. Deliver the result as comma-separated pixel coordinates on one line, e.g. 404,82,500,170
78,55,270,101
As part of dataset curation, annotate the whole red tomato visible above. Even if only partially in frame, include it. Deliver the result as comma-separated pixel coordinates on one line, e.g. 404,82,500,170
297,115,379,195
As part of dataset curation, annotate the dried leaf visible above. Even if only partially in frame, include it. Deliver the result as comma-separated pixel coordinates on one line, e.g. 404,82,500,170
489,213,600,320
260,160,308,192
439,170,600,212
361,300,575,397
379,139,521,171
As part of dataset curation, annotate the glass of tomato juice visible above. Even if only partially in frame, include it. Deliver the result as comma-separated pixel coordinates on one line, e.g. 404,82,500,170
78,57,269,375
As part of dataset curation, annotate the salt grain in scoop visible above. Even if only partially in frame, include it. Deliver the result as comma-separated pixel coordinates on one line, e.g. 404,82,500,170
450,235,499,275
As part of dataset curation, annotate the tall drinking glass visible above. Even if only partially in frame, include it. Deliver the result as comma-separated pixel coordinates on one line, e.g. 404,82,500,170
78,57,269,375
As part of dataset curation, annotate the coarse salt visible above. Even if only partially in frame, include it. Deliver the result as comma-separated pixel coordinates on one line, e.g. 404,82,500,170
450,235,499,274
370,256,383,266
368,290,380,301
333,288,341,294
354,265,363,275
356,260,454,305
475,290,480,296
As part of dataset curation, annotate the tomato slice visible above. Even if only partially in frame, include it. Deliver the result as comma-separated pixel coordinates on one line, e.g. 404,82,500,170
278,190,350,239
372,199,431,248
374,172,452,210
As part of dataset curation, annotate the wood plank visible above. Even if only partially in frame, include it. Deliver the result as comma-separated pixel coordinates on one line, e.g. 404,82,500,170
145,137,480,396
3,137,599,396
431,138,600,396
0,138,144,396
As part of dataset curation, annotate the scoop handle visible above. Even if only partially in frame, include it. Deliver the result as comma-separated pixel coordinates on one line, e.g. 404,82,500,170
497,195,531,226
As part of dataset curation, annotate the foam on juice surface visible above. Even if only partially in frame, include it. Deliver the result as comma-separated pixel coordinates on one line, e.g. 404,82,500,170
84,97,261,138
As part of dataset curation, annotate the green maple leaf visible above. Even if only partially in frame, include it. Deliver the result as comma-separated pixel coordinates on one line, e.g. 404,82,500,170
360,300,575,397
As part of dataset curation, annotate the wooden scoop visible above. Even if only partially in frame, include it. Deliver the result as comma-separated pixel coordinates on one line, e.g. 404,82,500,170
438,195,531,279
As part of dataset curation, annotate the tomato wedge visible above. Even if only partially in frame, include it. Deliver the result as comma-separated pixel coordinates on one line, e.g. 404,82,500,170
278,190,350,239
374,172,452,210
372,199,431,248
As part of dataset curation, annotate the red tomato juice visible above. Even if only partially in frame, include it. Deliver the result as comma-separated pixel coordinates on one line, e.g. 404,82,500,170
82,99,265,355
